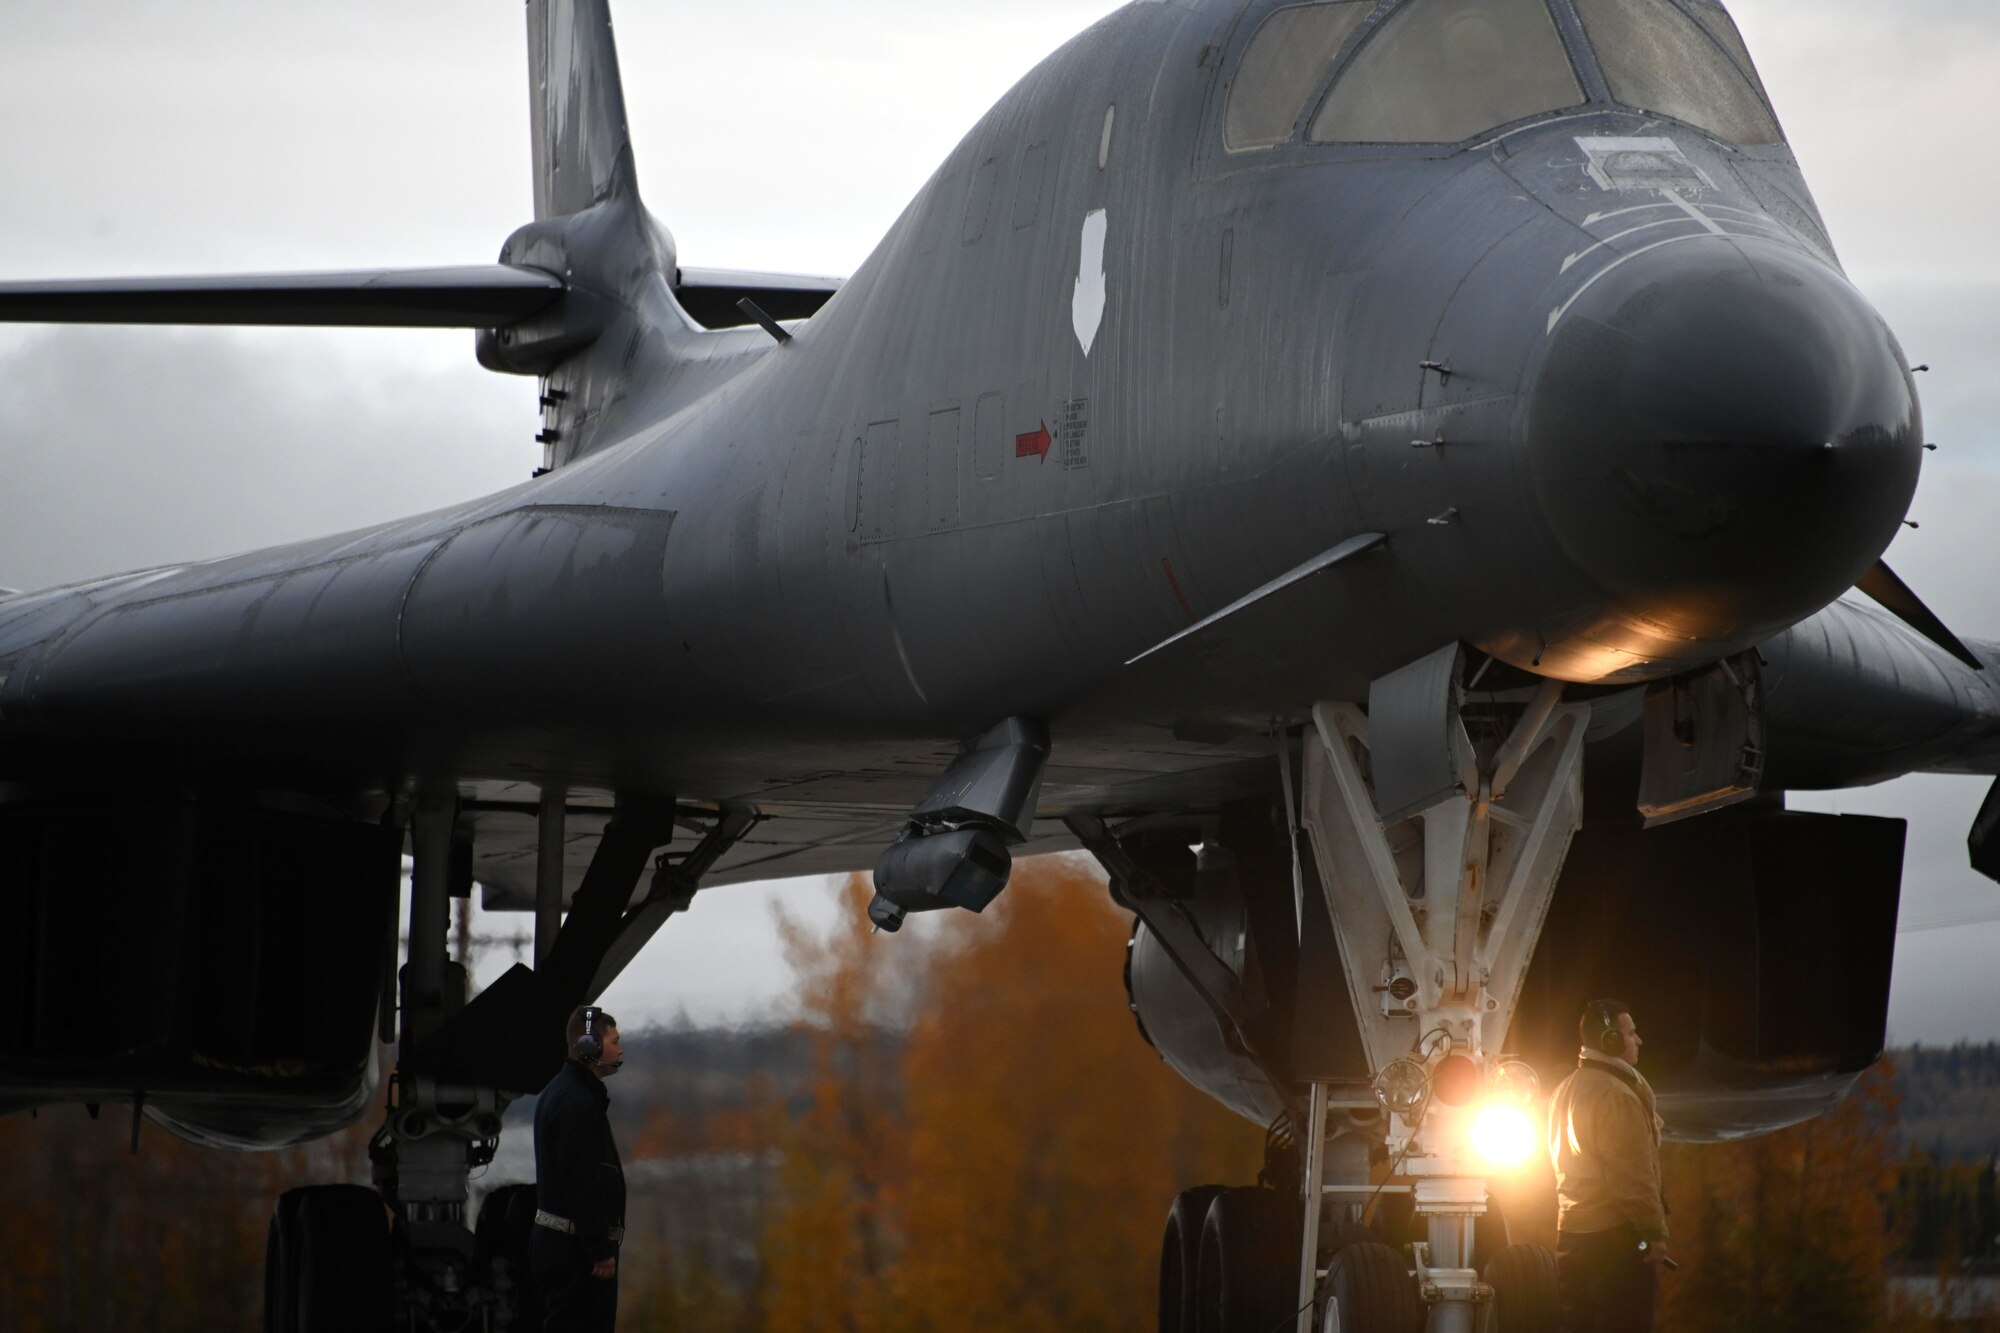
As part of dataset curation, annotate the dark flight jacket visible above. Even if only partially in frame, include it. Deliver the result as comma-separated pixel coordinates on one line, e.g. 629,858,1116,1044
533,1059,627,1263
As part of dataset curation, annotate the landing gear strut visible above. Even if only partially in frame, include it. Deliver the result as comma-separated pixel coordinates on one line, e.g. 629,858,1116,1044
357,791,516,1329
1292,647,1587,1332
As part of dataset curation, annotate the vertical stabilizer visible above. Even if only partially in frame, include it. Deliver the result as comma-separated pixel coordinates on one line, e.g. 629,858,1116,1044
529,0,640,219
495,0,677,470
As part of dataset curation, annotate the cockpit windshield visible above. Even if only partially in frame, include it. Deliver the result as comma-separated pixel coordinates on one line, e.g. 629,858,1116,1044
1309,0,1584,144
1220,0,1783,153
1571,0,1783,145
1225,3,1374,151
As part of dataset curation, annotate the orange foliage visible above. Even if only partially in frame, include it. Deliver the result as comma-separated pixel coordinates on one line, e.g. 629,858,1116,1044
0,1097,373,1331
758,876,907,1331
760,858,1261,1332
1655,1059,1906,1333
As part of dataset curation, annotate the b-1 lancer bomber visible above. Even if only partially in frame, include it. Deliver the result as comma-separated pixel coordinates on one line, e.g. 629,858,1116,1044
2,1,1995,1330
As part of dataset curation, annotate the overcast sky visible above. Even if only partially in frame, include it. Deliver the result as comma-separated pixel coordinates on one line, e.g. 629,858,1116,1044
1,1,1996,1042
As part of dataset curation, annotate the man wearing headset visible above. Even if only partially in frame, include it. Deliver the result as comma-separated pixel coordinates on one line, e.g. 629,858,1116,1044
1547,999,1670,1333
532,1005,628,1332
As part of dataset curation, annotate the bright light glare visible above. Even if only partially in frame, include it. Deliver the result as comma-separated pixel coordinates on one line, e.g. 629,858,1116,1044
1471,1103,1539,1169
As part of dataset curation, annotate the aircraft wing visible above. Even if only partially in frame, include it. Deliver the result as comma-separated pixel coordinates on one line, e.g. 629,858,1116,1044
464,743,1266,909
469,795,910,910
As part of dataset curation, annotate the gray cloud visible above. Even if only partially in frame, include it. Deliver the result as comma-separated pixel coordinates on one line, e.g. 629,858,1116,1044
0,327,534,590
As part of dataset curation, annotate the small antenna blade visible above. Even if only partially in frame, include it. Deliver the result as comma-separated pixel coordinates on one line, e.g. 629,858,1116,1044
737,298,792,345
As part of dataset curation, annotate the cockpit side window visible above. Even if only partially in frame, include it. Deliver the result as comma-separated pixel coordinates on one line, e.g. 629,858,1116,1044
1225,3,1375,152
1309,0,1584,145
1572,0,1784,145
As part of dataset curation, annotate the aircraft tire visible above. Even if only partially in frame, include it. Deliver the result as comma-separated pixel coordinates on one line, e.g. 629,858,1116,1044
263,1188,307,1333
1194,1187,1299,1333
476,1182,541,1331
293,1184,392,1333
1324,1242,1421,1333
1321,1220,1382,1261
1158,1184,1226,1333
1482,1243,1559,1333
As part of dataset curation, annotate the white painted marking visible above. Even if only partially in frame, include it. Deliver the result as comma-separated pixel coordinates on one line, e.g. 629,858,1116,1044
1576,135,1683,154
1563,216,1699,273
1546,231,1731,336
1696,203,1787,223
1570,205,1790,262
1098,105,1116,170
1579,201,1774,227
1073,208,1108,356
1661,188,1727,236
1575,135,1713,193
1582,203,1679,228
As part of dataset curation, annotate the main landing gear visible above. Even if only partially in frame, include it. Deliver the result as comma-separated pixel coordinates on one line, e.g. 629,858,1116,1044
263,792,522,1333
1157,647,1587,1332
261,788,753,1332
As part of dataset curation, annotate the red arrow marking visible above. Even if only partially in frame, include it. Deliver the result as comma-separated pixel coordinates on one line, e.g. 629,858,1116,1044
1015,421,1052,460
1161,557,1196,621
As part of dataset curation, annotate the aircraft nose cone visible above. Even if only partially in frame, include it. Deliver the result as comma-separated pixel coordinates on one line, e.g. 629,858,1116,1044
1526,239,1921,646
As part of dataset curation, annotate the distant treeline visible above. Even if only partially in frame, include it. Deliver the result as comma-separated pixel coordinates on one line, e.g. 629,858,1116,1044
581,1032,2000,1167
1893,1043,2000,1162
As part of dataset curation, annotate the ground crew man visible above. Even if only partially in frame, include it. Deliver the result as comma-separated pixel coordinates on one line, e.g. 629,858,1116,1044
533,1005,629,1333
1547,999,1669,1333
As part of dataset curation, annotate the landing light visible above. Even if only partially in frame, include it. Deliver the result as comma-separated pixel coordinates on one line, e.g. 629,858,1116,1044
1372,1059,1429,1117
1471,1103,1539,1170
1489,1058,1541,1107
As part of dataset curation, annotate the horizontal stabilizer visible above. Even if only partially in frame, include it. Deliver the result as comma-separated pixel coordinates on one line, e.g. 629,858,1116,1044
0,265,564,328
1854,559,1984,671
676,266,844,330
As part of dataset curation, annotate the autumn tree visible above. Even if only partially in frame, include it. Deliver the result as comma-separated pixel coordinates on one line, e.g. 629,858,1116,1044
759,858,1261,1333
759,876,911,1331
887,855,1260,1331
0,1095,373,1331
1656,1059,1904,1333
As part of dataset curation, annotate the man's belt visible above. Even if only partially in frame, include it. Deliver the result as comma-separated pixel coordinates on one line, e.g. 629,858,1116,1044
534,1209,624,1245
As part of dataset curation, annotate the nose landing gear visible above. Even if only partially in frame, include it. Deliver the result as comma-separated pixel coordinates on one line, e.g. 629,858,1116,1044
1286,648,1587,1332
